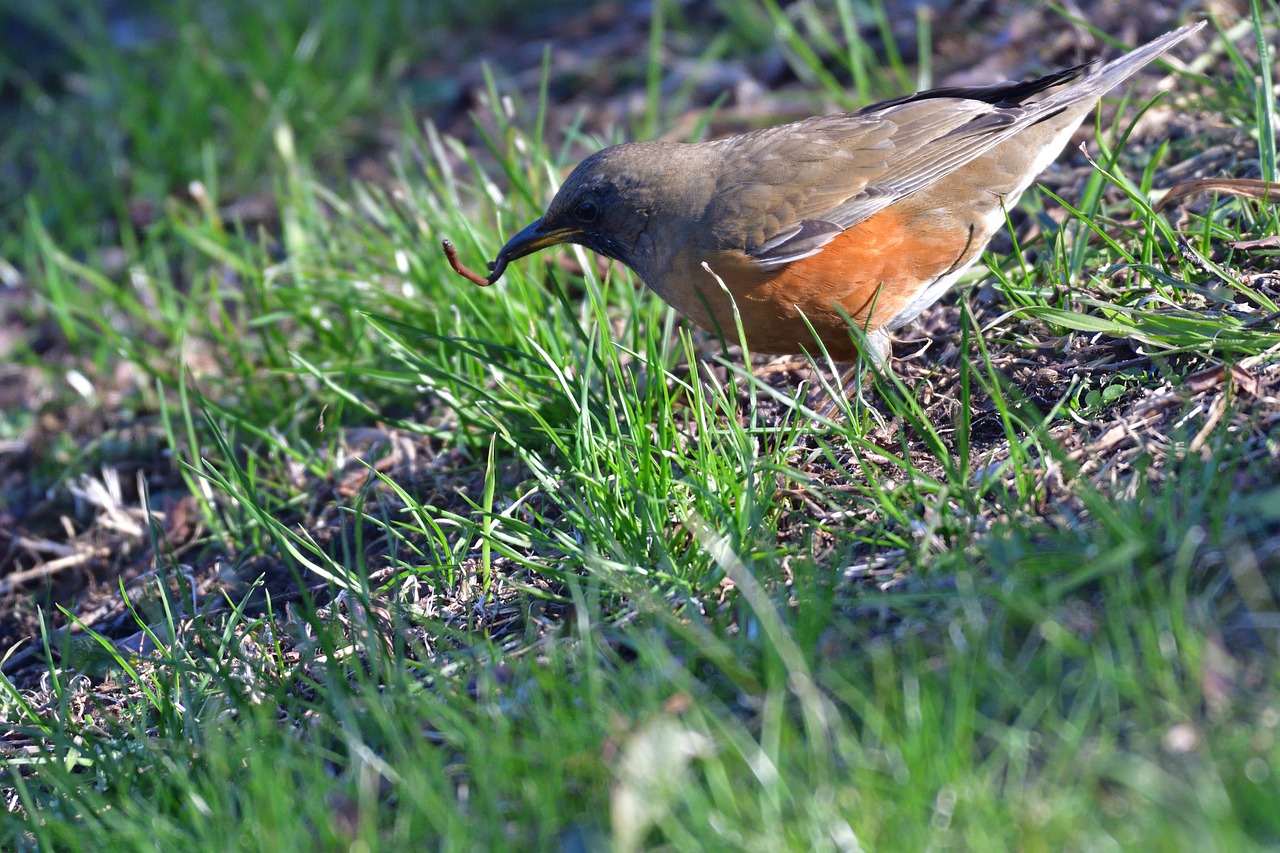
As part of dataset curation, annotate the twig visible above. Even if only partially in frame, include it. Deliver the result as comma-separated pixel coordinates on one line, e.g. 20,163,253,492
0,547,111,595
1154,178,1280,214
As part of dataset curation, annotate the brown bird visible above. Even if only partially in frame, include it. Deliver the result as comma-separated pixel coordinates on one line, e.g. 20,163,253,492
462,23,1202,366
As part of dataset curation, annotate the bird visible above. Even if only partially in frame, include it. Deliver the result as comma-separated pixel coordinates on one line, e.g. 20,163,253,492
454,22,1203,367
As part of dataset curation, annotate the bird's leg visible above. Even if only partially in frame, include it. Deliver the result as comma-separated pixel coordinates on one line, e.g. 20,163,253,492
862,327,893,374
810,328,892,423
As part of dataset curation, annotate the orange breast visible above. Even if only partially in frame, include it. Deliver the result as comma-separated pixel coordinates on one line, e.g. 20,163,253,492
663,204,981,361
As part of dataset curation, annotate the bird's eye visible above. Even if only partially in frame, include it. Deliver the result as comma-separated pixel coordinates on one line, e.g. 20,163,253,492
574,200,598,222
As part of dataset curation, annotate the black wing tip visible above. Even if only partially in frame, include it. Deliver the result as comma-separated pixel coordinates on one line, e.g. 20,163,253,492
860,21,1206,115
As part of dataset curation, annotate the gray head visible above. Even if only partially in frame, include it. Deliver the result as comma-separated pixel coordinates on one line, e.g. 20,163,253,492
486,141,706,283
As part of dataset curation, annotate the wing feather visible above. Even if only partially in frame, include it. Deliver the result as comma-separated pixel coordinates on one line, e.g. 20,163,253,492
704,22,1203,267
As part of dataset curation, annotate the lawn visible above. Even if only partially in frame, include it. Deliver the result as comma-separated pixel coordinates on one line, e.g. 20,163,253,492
2,1,1279,850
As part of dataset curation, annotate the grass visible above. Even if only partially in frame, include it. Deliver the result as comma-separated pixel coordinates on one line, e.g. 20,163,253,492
2,0,1279,849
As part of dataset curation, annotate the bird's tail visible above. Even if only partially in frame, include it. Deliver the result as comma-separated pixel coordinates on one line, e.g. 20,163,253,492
1041,21,1205,112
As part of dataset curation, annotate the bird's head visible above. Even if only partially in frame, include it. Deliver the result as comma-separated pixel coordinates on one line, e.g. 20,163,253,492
486,142,704,284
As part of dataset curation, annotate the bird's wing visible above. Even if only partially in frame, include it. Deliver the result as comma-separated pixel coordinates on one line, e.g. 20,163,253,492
709,22,1202,269
707,99,1013,266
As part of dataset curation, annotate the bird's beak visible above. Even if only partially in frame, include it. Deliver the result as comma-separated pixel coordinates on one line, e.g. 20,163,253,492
486,218,581,283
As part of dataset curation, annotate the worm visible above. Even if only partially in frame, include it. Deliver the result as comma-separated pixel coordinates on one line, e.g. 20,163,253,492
441,239,493,287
